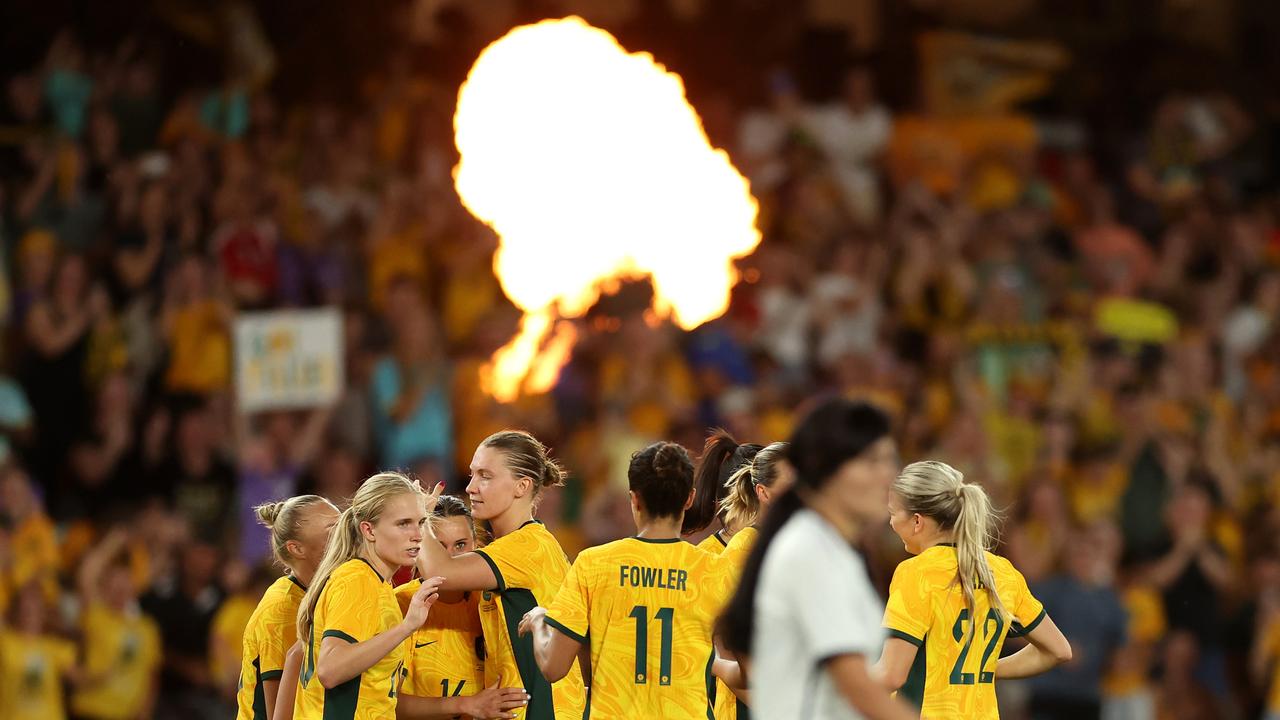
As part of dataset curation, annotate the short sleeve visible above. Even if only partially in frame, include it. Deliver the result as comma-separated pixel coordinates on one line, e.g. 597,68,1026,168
883,563,928,647
475,527,539,592
258,598,297,676
545,554,590,644
321,572,383,644
1003,564,1046,635
394,580,421,616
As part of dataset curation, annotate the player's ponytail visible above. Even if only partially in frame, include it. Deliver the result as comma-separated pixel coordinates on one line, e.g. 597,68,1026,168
893,461,1007,622
718,441,789,531
297,472,423,644
719,399,890,658
682,430,760,535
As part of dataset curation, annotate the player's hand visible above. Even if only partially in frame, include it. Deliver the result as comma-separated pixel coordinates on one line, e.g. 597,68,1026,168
517,606,547,637
460,679,530,720
423,481,445,516
403,576,443,629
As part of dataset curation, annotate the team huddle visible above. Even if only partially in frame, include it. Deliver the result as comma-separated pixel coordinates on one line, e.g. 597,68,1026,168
236,399,1072,720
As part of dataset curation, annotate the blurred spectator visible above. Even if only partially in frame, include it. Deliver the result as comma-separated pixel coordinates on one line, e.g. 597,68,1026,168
1025,523,1128,720
141,541,224,720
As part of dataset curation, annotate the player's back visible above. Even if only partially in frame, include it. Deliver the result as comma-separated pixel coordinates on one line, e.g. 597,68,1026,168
547,537,728,720
884,545,1045,720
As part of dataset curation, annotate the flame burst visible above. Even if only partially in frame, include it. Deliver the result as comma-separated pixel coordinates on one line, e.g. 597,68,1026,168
454,17,761,402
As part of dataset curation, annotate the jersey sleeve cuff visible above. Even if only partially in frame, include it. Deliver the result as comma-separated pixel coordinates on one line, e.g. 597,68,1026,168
260,669,284,681
544,616,587,645
322,629,359,644
474,549,507,592
1011,607,1047,637
886,628,924,647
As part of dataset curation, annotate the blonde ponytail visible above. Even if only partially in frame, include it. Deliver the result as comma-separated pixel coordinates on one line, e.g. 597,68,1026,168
719,464,759,531
717,441,789,531
296,472,423,642
892,461,1007,622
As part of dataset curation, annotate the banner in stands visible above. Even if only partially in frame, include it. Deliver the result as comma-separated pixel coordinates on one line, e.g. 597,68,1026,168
234,309,344,412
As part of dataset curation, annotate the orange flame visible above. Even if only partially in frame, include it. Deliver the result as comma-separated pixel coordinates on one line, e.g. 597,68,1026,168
454,17,761,402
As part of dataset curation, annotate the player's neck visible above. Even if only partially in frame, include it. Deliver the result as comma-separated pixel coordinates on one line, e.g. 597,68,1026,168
635,514,682,540
361,549,394,582
489,505,534,539
919,532,954,552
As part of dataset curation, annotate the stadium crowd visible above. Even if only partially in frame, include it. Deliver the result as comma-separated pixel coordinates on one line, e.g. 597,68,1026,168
1,1,1280,719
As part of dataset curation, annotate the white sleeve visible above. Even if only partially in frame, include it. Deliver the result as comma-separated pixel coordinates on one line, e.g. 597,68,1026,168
778,537,881,661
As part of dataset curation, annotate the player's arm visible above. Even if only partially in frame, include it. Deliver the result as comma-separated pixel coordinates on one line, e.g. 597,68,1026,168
397,681,529,720
874,636,919,692
271,642,303,720
517,606,581,682
415,484,499,592
995,613,1072,680
317,578,441,689
826,654,918,720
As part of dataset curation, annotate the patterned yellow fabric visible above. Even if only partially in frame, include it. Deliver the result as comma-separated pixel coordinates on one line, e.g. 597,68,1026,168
475,520,586,720
883,545,1045,720
719,527,757,578
545,537,729,719
71,603,161,720
236,576,305,719
295,559,407,720
0,630,76,720
694,528,735,720
695,530,728,556
394,581,484,701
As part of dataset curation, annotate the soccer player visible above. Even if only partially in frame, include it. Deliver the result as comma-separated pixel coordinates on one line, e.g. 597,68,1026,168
879,461,1073,719
294,472,443,720
519,441,730,719
416,431,587,720
717,441,790,574
395,494,529,719
718,399,916,720
235,495,339,720
683,429,762,554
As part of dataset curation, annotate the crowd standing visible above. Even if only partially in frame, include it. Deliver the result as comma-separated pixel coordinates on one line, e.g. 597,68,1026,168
1,1,1280,719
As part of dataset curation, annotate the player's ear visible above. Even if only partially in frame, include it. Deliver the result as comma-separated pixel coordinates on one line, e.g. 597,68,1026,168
359,519,377,542
629,491,642,515
683,489,696,512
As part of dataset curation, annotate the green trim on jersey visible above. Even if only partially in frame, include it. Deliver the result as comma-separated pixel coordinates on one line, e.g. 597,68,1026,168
322,674,362,719
250,656,268,720
545,615,588,644
703,650,717,720
475,549,507,592
322,629,358,644
500,588,555,720
630,537,683,544
888,628,924,647
897,633,927,709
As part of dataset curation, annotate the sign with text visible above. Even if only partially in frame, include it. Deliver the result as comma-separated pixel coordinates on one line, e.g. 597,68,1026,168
234,309,343,412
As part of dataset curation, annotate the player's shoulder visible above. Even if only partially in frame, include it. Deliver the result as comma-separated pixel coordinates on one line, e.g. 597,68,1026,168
985,552,1023,581
327,558,383,592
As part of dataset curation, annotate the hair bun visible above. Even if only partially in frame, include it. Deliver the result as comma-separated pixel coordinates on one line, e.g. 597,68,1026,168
254,500,285,528
653,442,689,476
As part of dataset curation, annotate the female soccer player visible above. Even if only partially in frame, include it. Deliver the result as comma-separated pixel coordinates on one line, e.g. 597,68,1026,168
682,430,762,553
395,494,529,719
717,441,789,574
518,441,730,719
235,495,339,720
878,461,1072,718
294,472,443,720
719,399,916,720
416,430,587,720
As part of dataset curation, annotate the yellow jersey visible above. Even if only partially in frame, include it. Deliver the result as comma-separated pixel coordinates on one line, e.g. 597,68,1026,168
71,602,161,720
394,581,485,702
695,529,729,556
883,544,1045,720
719,526,756,576
0,630,76,720
713,527,759,720
546,537,729,720
214,593,259,692
236,576,306,720
296,559,408,720
1102,585,1165,697
474,520,586,720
